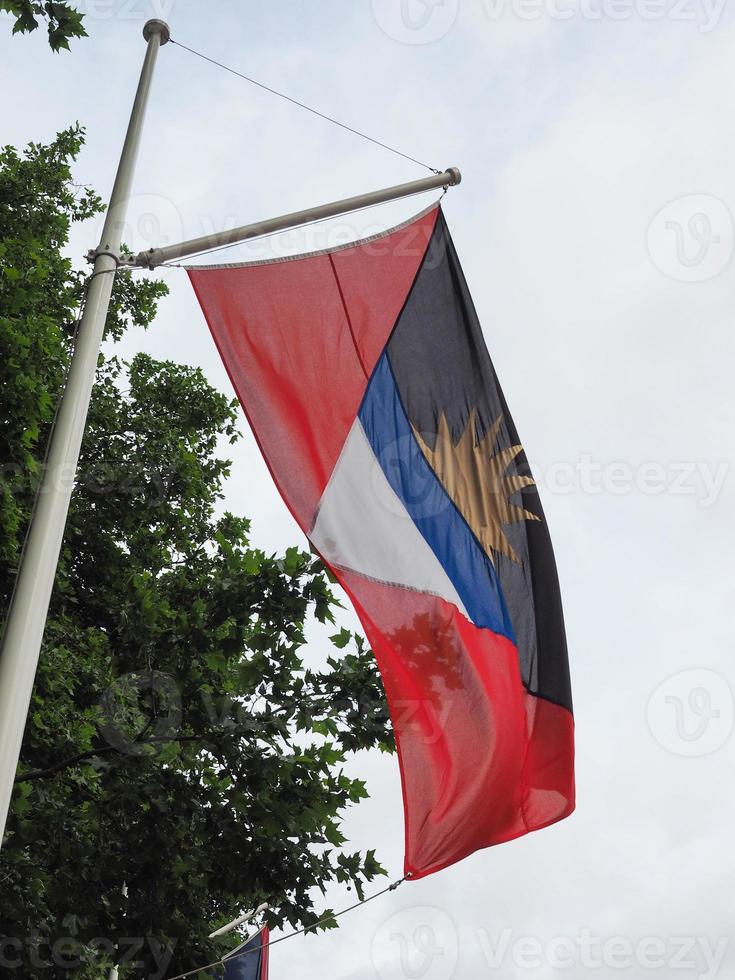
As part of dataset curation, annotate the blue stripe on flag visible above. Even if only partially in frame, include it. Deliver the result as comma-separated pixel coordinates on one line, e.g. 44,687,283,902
358,353,515,642
222,929,264,980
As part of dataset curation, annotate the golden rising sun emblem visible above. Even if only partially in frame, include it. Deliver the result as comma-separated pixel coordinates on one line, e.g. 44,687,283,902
413,411,540,565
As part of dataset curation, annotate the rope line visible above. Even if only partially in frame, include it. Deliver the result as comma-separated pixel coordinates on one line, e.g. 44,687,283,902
165,877,405,980
169,38,440,174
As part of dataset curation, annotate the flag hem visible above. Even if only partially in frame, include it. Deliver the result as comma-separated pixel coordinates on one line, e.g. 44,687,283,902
182,202,441,270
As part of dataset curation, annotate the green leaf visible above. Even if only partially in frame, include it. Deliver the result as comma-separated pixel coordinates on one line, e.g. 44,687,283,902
329,627,352,649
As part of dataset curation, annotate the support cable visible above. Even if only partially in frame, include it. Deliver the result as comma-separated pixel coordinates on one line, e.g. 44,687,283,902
169,38,440,174
165,877,406,980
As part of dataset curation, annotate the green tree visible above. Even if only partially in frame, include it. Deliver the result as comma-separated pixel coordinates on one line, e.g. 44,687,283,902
0,127,392,979
1,1,86,51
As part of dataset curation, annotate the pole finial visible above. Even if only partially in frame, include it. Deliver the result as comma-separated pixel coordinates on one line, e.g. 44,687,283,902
143,19,170,44
445,167,462,186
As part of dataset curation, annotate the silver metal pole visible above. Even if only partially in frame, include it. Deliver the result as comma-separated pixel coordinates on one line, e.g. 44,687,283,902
209,902,269,938
108,882,128,979
134,167,461,268
0,19,170,847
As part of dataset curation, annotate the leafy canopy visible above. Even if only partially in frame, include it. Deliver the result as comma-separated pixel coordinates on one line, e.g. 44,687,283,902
1,1,86,51
0,126,393,979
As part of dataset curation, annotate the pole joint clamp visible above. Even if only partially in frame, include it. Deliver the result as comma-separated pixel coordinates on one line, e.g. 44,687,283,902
85,246,139,268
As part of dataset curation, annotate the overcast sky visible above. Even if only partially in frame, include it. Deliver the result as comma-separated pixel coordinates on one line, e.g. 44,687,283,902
3,1,735,978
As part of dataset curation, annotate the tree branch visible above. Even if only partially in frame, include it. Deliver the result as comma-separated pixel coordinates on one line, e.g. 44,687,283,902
13,728,266,784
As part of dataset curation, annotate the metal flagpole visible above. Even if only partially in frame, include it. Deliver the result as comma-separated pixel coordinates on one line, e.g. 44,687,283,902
0,12,461,850
108,882,128,980
209,902,269,939
0,18,170,848
130,167,461,268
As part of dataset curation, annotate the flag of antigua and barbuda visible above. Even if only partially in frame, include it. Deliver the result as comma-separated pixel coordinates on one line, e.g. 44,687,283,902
189,205,575,880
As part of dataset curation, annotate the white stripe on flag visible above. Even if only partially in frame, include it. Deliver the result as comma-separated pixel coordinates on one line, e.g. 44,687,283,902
311,419,469,617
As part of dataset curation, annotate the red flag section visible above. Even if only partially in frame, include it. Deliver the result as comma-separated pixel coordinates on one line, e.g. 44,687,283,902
189,207,439,523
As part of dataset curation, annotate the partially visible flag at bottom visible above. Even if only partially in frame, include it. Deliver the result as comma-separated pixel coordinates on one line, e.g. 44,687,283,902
221,927,269,980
